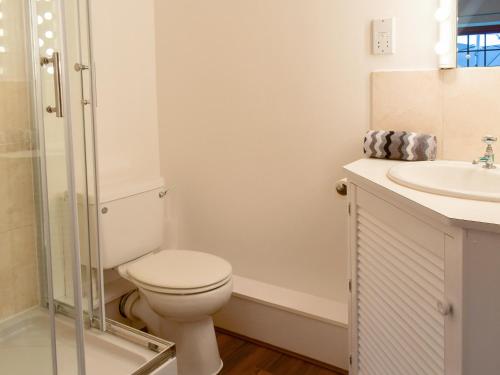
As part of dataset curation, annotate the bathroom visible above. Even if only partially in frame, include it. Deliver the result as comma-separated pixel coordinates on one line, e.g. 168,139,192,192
1,0,499,374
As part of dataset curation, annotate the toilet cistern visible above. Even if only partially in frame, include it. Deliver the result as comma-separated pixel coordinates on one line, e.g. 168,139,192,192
99,180,233,375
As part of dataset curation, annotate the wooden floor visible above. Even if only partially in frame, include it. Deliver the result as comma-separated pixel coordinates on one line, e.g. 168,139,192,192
216,332,345,375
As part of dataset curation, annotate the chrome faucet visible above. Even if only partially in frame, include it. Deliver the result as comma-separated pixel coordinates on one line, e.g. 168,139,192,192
473,135,497,169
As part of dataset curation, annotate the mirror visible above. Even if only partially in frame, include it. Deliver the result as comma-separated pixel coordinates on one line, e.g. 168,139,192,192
457,0,500,67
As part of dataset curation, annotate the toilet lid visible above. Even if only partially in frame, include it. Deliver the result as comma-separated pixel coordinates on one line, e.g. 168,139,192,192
125,250,232,294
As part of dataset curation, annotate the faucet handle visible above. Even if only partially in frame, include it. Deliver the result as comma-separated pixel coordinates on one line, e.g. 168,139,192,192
482,135,498,145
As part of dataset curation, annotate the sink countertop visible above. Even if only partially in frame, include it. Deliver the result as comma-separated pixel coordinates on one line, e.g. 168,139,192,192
344,158,500,233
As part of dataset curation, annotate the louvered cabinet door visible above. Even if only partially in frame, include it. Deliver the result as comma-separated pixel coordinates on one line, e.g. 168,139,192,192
349,187,452,375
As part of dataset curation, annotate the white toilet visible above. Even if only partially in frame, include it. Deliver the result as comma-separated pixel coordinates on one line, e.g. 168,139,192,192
99,181,233,375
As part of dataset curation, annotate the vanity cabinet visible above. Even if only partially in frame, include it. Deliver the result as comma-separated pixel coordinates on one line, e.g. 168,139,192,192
346,160,500,375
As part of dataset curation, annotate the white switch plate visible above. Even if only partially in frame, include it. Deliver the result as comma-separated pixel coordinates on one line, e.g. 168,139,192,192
372,18,395,55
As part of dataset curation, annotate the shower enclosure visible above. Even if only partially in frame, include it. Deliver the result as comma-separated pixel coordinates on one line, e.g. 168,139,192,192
0,0,99,373
0,1,175,374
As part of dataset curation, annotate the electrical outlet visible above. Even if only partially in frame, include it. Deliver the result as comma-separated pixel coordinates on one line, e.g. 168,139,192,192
372,18,395,55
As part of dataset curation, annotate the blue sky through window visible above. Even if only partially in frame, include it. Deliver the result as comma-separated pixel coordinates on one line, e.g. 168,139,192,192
457,33,500,67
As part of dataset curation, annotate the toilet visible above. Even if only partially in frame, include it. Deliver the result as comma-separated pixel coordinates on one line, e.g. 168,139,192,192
99,181,233,375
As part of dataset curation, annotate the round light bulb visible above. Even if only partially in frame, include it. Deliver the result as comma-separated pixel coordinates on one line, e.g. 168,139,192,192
435,7,450,22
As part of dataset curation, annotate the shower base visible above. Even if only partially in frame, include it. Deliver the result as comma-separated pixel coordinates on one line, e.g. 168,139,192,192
0,308,176,374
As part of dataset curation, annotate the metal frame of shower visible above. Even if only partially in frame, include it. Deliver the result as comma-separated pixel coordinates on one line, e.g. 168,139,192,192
22,1,174,373
25,0,104,373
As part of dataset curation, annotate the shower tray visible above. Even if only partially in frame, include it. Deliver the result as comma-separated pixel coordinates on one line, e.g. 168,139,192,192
0,308,176,375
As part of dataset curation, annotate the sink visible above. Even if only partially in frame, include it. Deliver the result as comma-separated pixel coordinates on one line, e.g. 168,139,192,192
387,161,500,202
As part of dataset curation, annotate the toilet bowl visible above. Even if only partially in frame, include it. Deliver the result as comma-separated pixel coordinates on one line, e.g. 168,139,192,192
99,182,233,375
119,249,233,375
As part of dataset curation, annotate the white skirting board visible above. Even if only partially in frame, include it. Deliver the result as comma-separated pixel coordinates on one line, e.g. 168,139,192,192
213,275,349,370
105,272,349,370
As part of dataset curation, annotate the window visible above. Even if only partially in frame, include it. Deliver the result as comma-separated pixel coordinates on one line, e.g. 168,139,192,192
457,32,500,67
457,4,500,69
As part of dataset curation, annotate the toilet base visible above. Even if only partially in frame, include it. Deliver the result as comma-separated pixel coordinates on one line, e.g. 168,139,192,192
214,359,223,375
159,316,222,375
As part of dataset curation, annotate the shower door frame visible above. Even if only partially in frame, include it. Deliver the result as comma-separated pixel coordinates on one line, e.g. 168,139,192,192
25,1,176,373
25,1,60,373
25,0,98,373
25,9,60,370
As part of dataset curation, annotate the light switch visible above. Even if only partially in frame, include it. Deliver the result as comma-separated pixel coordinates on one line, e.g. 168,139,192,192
372,18,395,55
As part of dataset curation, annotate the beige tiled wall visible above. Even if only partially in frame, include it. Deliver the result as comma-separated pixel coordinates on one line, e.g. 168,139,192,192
372,67,500,162
0,82,39,320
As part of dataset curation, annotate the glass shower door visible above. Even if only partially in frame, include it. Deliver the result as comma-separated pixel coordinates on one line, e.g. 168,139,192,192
1,0,99,372
0,1,55,374
30,0,89,373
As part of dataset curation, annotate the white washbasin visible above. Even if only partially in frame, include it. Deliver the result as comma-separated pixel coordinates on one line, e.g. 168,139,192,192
388,161,500,202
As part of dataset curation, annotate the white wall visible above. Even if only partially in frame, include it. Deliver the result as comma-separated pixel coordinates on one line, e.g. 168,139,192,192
154,0,439,302
90,0,160,191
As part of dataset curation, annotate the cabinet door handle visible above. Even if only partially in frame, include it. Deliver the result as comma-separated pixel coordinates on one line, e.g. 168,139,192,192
437,301,453,316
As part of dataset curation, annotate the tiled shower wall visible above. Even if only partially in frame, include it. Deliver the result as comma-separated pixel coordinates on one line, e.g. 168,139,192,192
0,83,39,320
0,0,39,320
372,67,500,162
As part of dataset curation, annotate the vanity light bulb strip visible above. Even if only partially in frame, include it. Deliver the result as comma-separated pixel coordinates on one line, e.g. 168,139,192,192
435,0,457,68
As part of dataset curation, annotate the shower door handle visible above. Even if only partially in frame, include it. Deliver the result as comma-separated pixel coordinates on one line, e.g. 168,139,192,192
41,52,64,118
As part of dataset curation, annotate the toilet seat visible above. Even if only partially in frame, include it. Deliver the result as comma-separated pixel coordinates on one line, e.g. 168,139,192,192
122,249,233,295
